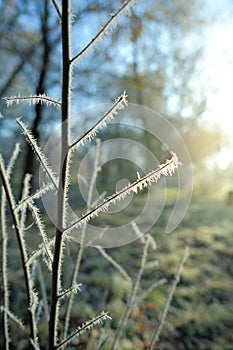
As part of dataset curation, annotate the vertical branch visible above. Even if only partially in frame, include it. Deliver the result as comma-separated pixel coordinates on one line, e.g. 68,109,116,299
1,144,21,349
0,158,38,346
49,0,71,348
1,185,10,349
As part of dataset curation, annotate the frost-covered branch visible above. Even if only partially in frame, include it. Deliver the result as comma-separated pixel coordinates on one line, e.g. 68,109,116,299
1,143,21,349
56,312,112,349
0,155,38,345
14,183,54,213
58,284,82,300
70,92,128,150
4,94,61,107
27,200,53,270
25,238,55,267
0,307,25,332
70,0,140,64
64,153,181,235
16,118,58,190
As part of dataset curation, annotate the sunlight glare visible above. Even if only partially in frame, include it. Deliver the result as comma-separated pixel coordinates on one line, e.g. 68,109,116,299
201,23,233,168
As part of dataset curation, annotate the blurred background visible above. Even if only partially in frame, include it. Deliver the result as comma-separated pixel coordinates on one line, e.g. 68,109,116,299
0,1,233,349
0,0,232,195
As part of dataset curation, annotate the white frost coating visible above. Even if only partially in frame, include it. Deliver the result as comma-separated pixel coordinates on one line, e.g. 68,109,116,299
64,153,181,235
70,92,128,149
27,200,53,270
57,311,111,348
6,143,21,178
16,118,58,190
4,93,61,107
0,307,25,331
14,183,54,213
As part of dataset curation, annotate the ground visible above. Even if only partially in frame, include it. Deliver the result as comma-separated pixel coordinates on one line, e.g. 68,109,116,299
2,191,233,349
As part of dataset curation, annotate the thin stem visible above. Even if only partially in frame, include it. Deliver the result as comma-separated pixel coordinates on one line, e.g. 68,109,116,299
148,246,189,349
1,186,10,349
56,312,111,349
70,0,137,64
0,145,20,349
111,233,150,350
4,94,61,107
97,247,132,283
69,93,127,150
0,160,37,345
64,155,179,234
16,118,58,191
49,0,71,348
51,0,62,19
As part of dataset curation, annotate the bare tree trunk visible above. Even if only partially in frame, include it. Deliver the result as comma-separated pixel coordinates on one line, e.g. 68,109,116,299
20,0,50,192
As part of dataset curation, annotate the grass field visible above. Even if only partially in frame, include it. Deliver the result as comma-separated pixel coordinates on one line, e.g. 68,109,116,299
1,191,233,349
152,194,233,350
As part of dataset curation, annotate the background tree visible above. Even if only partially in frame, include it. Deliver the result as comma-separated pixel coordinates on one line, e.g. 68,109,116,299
0,0,227,189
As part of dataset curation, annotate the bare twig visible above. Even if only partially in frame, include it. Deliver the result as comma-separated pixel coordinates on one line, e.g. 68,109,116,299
51,0,62,19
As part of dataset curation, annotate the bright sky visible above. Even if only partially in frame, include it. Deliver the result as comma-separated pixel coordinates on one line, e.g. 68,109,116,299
201,3,233,168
